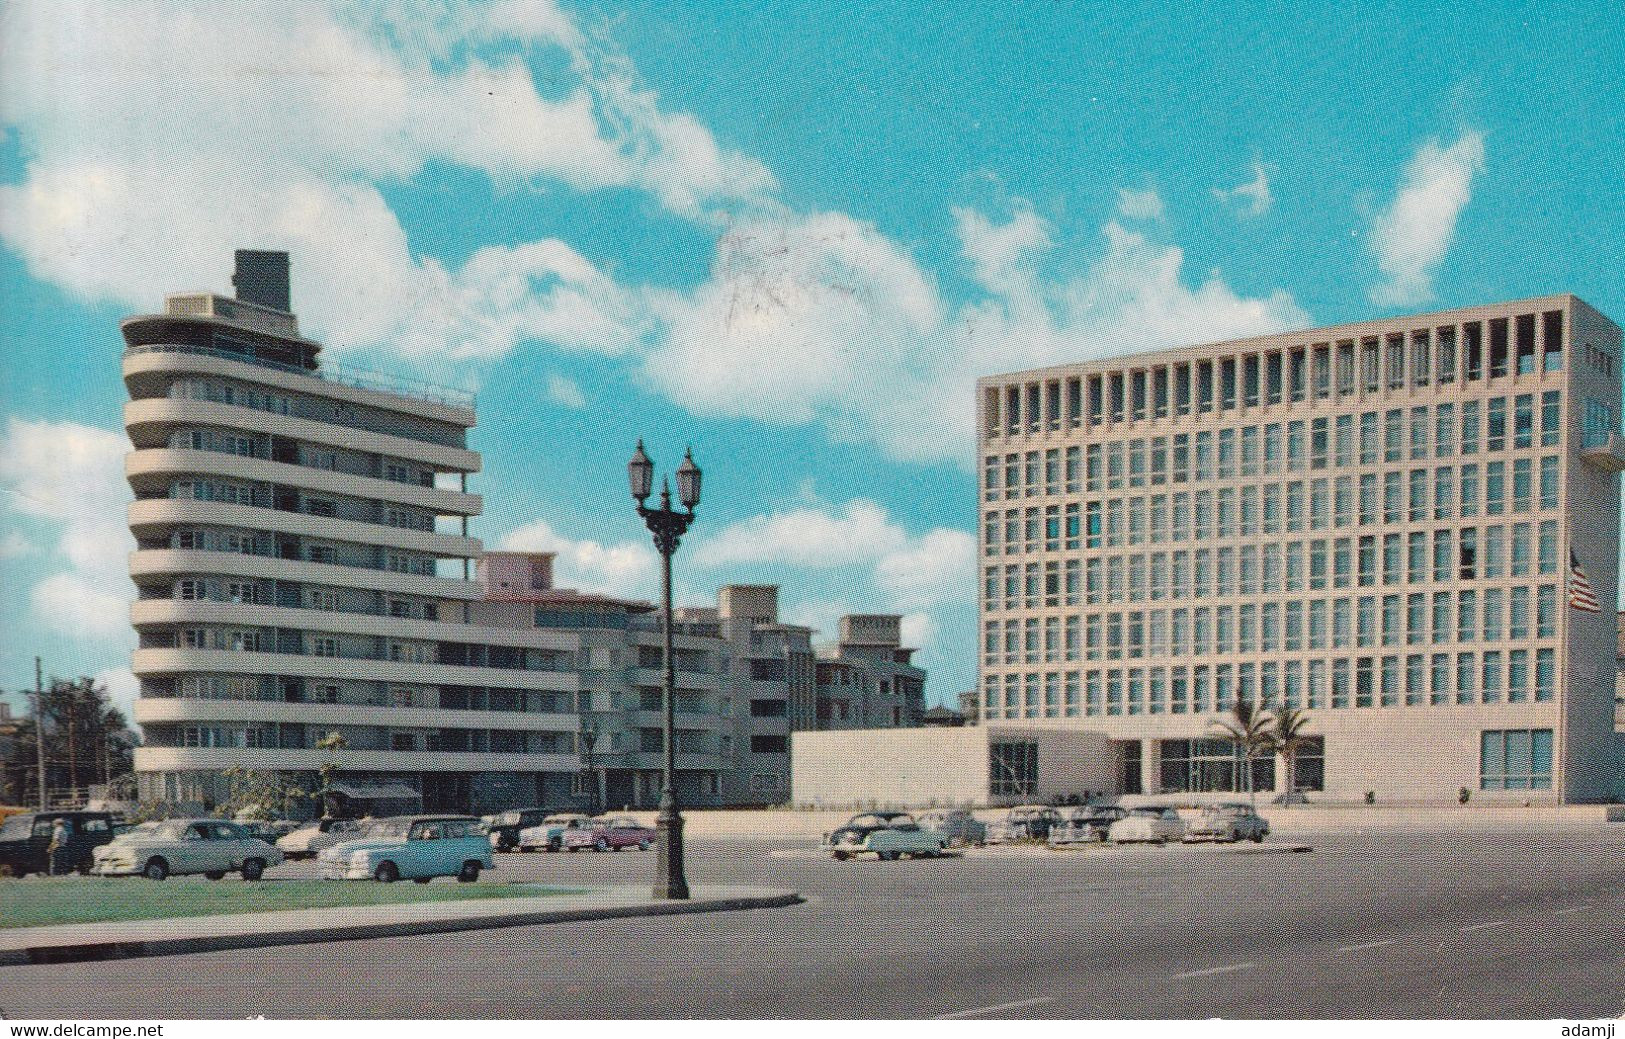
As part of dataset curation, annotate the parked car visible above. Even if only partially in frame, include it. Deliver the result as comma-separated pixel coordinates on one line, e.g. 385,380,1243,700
276,817,363,859
0,811,118,877
1108,806,1186,845
516,813,591,852
92,819,283,880
986,805,1062,843
1048,805,1129,846
820,811,951,861
485,807,552,852
1183,802,1269,843
240,820,298,844
562,816,658,853
318,815,493,883
915,808,986,847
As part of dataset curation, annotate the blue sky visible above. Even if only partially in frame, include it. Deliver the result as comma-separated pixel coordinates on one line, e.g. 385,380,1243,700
1,1,1621,718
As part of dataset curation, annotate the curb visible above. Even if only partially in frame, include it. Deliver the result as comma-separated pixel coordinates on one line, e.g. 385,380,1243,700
0,890,802,967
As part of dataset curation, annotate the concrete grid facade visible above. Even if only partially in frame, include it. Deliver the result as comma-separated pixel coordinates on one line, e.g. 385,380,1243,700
123,253,928,816
974,296,1623,804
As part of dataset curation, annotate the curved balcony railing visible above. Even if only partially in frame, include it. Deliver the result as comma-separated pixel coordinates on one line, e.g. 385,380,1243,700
125,343,476,409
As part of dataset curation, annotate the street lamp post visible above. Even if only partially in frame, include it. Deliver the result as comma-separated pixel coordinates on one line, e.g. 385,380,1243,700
627,440,701,901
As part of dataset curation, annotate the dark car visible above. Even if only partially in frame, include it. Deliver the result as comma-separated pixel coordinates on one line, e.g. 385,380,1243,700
0,811,117,877
485,807,552,852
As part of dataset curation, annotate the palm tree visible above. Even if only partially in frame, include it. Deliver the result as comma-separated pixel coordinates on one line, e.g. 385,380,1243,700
1267,706,1314,803
1208,699,1274,805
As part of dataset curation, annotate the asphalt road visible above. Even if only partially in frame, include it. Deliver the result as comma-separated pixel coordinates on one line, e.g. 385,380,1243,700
2,828,1621,1019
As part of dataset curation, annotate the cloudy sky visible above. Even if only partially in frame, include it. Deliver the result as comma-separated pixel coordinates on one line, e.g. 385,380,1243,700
1,1,1621,718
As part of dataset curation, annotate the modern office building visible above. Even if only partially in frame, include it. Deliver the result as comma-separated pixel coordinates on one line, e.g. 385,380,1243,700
972,296,1622,804
123,252,927,814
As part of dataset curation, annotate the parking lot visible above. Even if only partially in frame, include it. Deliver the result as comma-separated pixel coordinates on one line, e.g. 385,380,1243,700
2,825,1621,1019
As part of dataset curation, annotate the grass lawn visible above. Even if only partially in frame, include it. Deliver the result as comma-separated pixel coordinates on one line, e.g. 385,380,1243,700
0,878,582,930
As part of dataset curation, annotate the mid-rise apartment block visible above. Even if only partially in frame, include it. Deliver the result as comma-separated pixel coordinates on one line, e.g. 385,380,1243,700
973,296,1622,803
124,252,927,815
814,615,926,729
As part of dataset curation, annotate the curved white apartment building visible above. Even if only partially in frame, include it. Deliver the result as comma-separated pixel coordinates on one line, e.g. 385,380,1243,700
122,252,883,814
124,251,585,812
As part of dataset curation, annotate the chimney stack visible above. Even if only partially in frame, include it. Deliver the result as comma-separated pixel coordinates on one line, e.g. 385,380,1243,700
232,250,291,312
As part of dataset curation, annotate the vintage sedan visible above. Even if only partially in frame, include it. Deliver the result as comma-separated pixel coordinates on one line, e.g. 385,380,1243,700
820,812,950,861
485,807,552,852
276,817,363,860
91,819,283,880
561,816,657,853
1107,806,1187,845
516,813,591,852
318,815,493,883
986,805,1062,844
915,808,986,848
1183,803,1270,843
1048,806,1129,846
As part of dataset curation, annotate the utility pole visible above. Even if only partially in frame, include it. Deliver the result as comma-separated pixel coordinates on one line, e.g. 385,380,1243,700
33,657,47,810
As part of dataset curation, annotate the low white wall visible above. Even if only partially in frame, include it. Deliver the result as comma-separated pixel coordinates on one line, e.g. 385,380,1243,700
605,802,1624,839
790,727,990,808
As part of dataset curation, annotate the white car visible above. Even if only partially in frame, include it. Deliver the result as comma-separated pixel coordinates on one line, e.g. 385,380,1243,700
1183,803,1270,843
819,812,951,861
276,817,363,859
92,819,284,880
1107,807,1186,845
516,813,591,852
318,815,494,883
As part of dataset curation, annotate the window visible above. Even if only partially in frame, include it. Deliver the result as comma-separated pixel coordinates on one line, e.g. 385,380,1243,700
751,735,787,754
1479,729,1552,790
1487,398,1507,452
990,741,1038,796
1583,398,1616,448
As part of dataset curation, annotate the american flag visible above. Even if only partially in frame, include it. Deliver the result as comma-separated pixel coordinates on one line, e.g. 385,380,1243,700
1568,550,1601,613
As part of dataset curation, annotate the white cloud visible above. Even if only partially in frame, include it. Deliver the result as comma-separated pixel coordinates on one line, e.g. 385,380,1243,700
92,665,140,719
0,0,765,357
873,529,976,612
545,374,587,409
644,208,1307,465
0,418,134,639
0,2,1310,471
690,500,909,570
899,612,938,652
642,211,943,432
497,517,657,600
1212,160,1273,217
1116,186,1165,221
1368,130,1486,307
0,530,35,559
0,164,652,363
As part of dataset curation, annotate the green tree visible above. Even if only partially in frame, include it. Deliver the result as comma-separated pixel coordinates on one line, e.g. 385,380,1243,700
1267,706,1314,801
315,732,349,818
1208,699,1275,805
2,676,137,805
218,767,314,821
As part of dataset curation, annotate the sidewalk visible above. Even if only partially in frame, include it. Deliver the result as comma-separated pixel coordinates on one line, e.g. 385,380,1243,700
0,884,802,966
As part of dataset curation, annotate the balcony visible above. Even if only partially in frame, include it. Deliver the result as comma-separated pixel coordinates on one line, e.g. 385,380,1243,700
123,341,474,410
1581,433,1625,472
